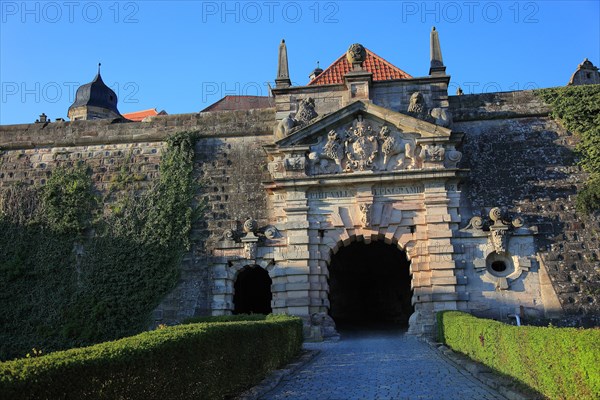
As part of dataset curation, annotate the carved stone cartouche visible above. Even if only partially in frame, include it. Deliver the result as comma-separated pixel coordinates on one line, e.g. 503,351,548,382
345,115,378,172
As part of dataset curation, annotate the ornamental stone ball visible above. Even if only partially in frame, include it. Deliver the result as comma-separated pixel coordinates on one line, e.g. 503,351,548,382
346,43,366,65
243,218,258,233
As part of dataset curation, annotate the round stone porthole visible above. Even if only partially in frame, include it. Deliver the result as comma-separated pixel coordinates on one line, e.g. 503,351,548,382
485,252,514,277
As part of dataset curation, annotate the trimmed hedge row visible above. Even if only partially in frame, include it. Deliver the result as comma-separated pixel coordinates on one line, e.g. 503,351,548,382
0,315,303,400
437,311,600,400
182,314,269,324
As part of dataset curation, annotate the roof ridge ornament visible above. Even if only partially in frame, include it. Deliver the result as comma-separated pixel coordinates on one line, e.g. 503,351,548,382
346,43,366,71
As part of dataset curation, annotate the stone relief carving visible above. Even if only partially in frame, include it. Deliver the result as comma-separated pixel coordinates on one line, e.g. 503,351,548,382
218,218,282,260
430,107,452,128
284,156,305,171
275,112,460,177
243,241,257,260
268,160,285,176
461,208,537,291
275,114,296,139
380,126,418,170
243,218,258,234
445,146,462,168
359,203,371,227
275,97,319,140
462,207,531,255
241,218,259,260
488,207,518,255
307,115,424,175
346,43,367,64
463,216,484,230
420,143,445,162
490,228,509,254
407,92,431,121
344,115,378,172
406,91,453,127
264,226,279,239
295,97,318,126
308,129,345,174
223,229,235,241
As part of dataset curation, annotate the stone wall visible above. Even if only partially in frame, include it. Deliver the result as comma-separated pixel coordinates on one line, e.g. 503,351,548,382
1,90,599,329
0,109,275,149
160,133,273,322
0,109,276,325
451,90,600,319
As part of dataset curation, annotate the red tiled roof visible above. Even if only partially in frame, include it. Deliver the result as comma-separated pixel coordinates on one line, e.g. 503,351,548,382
122,108,161,121
201,95,274,112
308,48,412,85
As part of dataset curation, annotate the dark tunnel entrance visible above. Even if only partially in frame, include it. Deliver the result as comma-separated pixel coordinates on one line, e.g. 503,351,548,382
233,265,273,315
328,241,413,329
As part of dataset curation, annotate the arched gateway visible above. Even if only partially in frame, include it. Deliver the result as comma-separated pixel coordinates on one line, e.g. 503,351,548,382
205,39,544,337
328,241,413,328
210,99,465,335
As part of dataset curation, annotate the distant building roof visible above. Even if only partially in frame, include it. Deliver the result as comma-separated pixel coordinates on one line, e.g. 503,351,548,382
308,48,412,85
201,95,274,112
68,70,120,114
122,108,166,121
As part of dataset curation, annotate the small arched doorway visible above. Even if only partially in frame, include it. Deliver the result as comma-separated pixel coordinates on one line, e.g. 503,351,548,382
233,265,273,315
328,241,413,328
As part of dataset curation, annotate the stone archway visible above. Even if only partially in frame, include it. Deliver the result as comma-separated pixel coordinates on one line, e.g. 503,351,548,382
327,240,413,328
233,265,273,315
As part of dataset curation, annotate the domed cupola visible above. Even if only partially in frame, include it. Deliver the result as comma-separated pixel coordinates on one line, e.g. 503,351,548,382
68,64,123,121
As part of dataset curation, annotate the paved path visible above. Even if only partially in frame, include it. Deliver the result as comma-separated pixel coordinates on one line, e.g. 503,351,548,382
260,330,506,400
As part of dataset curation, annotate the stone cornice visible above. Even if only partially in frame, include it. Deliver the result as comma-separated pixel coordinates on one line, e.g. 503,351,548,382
264,168,467,190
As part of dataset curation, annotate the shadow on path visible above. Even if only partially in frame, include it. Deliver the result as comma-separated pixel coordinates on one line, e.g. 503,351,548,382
259,331,507,400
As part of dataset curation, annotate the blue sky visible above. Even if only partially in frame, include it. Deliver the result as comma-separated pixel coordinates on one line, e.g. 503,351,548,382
1,1,599,125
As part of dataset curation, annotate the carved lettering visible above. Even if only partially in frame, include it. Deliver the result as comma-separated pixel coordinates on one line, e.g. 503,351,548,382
307,189,357,200
372,185,424,196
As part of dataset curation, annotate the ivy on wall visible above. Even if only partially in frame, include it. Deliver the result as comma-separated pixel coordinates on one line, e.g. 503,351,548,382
0,131,201,361
535,85,600,213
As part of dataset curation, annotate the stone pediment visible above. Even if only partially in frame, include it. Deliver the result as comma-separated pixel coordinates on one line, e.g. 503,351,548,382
276,100,450,147
267,101,461,180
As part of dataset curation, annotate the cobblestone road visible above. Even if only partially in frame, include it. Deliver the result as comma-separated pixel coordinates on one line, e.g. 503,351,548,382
260,330,506,400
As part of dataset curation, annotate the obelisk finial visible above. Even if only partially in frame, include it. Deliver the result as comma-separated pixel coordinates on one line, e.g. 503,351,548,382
275,39,291,88
429,27,446,76
98,62,101,75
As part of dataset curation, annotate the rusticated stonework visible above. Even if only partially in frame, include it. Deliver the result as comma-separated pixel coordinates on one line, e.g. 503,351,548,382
2,40,595,340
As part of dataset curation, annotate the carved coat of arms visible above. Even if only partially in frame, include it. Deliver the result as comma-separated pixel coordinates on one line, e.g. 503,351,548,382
344,115,378,172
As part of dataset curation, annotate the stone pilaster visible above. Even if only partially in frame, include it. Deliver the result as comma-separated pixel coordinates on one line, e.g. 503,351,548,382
409,180,463,334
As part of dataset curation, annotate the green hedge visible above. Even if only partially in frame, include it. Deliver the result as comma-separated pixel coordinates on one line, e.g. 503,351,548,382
0,315,303,400
182,313,269,324
437,311,600,400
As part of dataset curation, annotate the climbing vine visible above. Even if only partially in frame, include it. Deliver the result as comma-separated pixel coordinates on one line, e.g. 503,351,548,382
0,131,202,360
535,85,600,213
